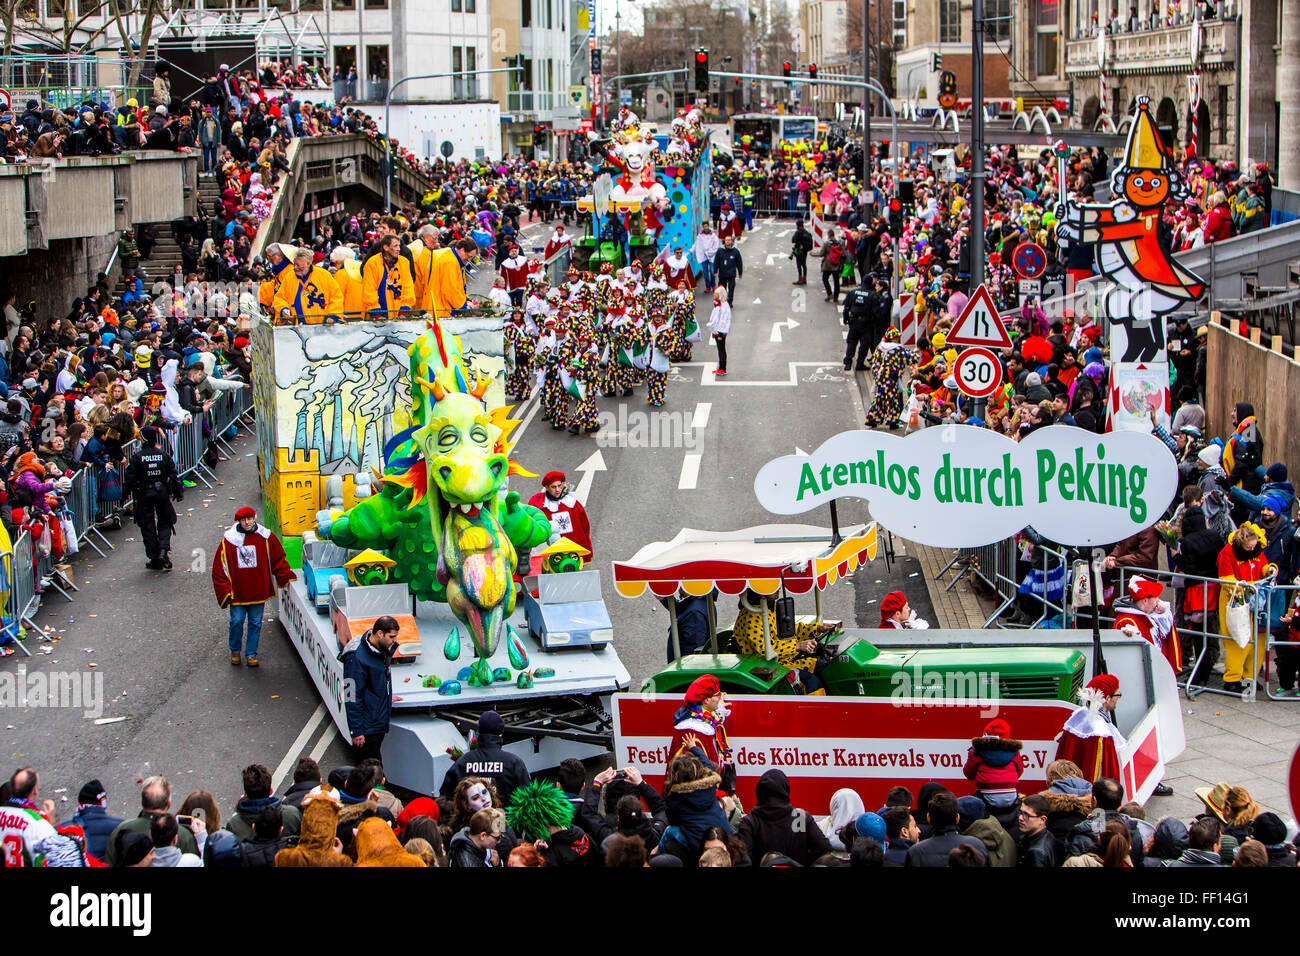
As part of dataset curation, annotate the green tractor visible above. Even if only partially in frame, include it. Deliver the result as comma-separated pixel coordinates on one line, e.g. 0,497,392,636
615,523,1085,705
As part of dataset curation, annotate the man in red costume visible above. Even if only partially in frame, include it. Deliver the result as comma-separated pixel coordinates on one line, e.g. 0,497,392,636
669,674,733,773
543,223,572,261
1054,674,1126,784
716,203,743,242
211,505,297,667
1112,575,1182,672
527,470,593,560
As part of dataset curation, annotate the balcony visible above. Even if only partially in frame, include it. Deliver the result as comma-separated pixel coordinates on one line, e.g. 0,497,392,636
506,90,564,117
1065,16,1237,76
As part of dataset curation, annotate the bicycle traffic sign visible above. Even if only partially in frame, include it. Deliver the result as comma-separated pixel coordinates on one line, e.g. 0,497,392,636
953,347,1003,399
1012,241,1047,280
946,284,1013,349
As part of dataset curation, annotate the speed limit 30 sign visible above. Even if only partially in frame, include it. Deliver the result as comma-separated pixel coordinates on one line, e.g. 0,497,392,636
953,347,1003,399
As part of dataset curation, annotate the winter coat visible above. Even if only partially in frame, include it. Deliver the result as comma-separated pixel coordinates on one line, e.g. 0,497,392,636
448,828,497,867
438,733,532,806
1229,478,1295,523
1167,848,1222,867
541,827,603,867
904,824,991,867
69,805,124,861
663,768,731,853
338,631,395,738
274,799,352,867
736,769,832,866
883,837,912,866
1041,780,1094,860
1142,817,1189,866
963,736,1026,790
13,466,57,514
1018,827,1059,867
240,833,294,868
224,795,301,842
210,522,296,607
1066,808,1147,866
962,817,1017,867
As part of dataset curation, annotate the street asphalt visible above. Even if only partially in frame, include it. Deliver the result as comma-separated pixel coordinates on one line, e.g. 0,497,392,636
0,218,938,819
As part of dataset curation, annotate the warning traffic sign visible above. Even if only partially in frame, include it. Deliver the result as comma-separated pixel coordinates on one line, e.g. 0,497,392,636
953,347,1003,399
946,284,1013,350
1012,241,1047,280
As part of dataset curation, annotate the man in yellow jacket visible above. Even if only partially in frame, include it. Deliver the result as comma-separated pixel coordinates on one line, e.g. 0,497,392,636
410,224,442,309
330,246,365,318
259,243,298,313
274,249,344,324
424,237,479,317
362,234,417,318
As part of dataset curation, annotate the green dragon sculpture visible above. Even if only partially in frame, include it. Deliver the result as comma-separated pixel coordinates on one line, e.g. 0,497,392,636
323,320,552,686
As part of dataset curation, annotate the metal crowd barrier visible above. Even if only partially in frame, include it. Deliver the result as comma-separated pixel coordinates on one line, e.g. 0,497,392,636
4,531,36,654
1262,581,1300,701
748,186,810,219
939,534,1074,630
1115,565,1279,703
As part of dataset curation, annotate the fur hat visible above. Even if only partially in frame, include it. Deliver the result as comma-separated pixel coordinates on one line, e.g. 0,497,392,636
1127,575,1163,600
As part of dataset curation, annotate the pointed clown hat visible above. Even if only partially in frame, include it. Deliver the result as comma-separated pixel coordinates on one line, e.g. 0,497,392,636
1123,95,1171,172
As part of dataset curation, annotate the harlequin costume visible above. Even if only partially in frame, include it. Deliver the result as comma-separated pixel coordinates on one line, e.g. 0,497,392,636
1054,674,1126,783
864,329,918,428
620,304,651,390
504,310,536,400
564,333,602,434
669,674,733,770
1112,575,1182,672
534,321,569,428
645,318,683,408
667,287,695,361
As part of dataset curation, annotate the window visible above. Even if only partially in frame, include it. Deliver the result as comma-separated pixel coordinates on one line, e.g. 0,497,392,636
465,0,475,11
985,0,1011,41
365,44,389,79
334,45,356,73
939,0,960,43
452,0,460,10
1217,85,1227,145
1034,0,1058,75
521,0,530,26
332,0,354,8
300,0,323,8
364,0,387,6
77,0,101,15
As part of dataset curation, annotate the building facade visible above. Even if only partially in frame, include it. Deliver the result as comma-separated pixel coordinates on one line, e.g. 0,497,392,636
893,0,1013,111
798,0,852,119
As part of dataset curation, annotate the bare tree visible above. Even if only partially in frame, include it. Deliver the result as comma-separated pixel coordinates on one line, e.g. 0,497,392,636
108,0,167,95
846,0,894,95
11,0,117,55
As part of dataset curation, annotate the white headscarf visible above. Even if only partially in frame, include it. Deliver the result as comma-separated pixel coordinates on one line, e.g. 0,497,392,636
818,788,866,849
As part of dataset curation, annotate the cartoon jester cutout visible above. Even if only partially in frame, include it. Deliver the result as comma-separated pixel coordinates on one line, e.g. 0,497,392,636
324,320,552,685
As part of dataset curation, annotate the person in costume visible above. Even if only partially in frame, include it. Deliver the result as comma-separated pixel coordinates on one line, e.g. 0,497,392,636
864,328,918,429
564,323,602,435
664,243,694,289
716,202,743,241
211,505,297,667
498,244,531,306
327,246,365,316
607,296,641,397
421,238,478,317
527,470,593,559
534,316,569,428
731,589,834,693
669,674,733,771
274,248,343,325
1054,674,1126,784
506,780,600,867
543,222,572,261
1055,96,1205,359
621,299,651,392
1216,522,1273,693
878,590,929,628
503,308,536,401
1112,575,1182,672
644,310,683,408
361,234,415,319
668,280,695,361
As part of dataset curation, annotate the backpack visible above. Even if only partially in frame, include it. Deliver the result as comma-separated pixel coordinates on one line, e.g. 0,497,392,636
827,243,844,267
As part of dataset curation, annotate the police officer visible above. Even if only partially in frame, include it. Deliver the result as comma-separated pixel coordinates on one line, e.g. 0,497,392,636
869,278,893,352
842,282,873,371
439,711,532,806
123,425,183,570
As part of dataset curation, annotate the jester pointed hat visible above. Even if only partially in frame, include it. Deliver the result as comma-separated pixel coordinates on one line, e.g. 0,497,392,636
1123,96,1172,174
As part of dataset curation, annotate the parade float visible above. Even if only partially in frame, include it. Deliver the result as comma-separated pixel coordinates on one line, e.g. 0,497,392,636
571,107,711,271
253,315,629,795
613,424,1187,809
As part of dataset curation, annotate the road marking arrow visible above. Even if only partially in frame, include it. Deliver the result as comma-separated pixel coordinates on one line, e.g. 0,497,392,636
769,316,801,343
766,253,783,265
573,449,607,506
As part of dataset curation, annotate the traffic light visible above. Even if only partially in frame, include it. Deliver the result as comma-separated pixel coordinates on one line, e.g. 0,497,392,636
782,61,792,79
808,63,818,80
590,48,602,75
898,178,915,205
931,51,943,72
694,49,709,93
888,198,902,238
534,123,548,137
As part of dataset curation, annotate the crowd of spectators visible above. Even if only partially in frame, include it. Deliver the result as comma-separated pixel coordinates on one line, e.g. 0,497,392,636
4,738,1295,868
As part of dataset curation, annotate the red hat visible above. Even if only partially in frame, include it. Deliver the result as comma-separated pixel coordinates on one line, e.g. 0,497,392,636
394,796,439,837
879,590,907,625
234,506,257,520
233,336,249,348
982,718,1011,739
1086,674,1120,697
1127,575,1163,601
541,471,565,486
10,508,23,525
685,674,721,703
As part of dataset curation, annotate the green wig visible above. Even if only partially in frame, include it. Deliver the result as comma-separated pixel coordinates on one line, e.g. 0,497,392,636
505,780,574,842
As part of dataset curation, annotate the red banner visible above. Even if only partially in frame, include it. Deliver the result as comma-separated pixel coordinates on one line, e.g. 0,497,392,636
613,694,1078,811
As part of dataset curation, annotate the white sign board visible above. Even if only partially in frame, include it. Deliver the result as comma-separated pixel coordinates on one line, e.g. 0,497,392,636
1019,278,1042,296
753,425,1179,548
